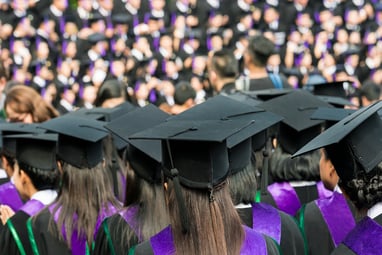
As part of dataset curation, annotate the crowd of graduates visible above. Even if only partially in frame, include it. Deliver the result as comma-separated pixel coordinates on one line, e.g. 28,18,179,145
0,0,382,254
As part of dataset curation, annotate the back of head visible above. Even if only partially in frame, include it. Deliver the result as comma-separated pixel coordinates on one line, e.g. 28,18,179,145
174,81,196,105
246,35,275,67
94,79,127,107
210,50,239,79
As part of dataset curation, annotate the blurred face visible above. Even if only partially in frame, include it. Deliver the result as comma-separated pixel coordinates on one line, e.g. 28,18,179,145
5,102,33,123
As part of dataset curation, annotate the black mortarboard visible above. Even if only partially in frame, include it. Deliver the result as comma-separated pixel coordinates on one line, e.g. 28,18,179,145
130,118,266,189
309,81,348,99
87,33,108,45
0,123,46,155
242,88,294,101
168,95,283,173
112,14,132,25
8,133,58,171
88,11,105,25
311,107,356,128
40,116,109,169
105,104,169,182
258,89,333,154
293,101,382,180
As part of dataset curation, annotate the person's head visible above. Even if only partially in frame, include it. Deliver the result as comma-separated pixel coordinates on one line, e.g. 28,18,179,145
4,85,59,123
11,133,59,200
319,148,339,191
94,79,127,108
293,101,382,213
244,34,275,68
40,116,120,247
208,50,238,92
359,80,381,107
174,81,196,107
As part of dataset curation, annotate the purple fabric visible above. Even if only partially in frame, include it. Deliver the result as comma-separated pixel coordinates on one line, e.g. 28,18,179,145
252,202,281,244
20,199,45,216
268,182,301,216
315,192,355,246
119,205,143,241
0,181,24,211
343,217,382,254
240,226,267,255
316,181,333,199
150,225,268,255
150,225,175,255
49,203,118,255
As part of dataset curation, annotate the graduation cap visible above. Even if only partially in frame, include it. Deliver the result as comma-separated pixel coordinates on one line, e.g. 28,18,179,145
242,88,294,101
315,95,355,108
184,28,203,40
7,133,58,171
168,95,283,173
39,116,109,169
293,101,382,181
258,89,333,154
112,13,132,25
309,81,348,99
0,123,46,155
105,104,170,183
87,33,108,45
88,11,105,25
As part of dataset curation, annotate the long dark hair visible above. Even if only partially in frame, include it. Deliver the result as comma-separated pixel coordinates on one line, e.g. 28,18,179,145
119,165,169,245
269,146,321,182
49,162,120,248
167,181,244,255
228,163,258,205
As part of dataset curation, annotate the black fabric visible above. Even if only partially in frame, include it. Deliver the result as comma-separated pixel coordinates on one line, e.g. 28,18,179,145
0,211,31,255
132,240,154,255
92,214,139,255
29,209,72,255
248,76,290,91
294,185,319,205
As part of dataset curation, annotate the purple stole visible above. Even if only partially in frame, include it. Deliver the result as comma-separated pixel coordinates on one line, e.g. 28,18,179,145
0,181,24,211
252,202,281,244
149,225,268,255
342,217,382,254
267,182,300,216
20,199,45,216
315,192,355,246
268,181,333,216
49,203,118,255
119,205,143,241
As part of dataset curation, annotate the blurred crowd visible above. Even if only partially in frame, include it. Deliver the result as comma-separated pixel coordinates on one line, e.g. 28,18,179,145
0,0,382,117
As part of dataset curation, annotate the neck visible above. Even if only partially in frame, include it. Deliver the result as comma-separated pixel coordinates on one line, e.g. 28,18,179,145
215,78,235,92
247,66,268,79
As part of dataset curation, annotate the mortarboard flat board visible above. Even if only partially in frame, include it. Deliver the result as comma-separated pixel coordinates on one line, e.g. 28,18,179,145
242,88,294,101
258,89,333,154
315,95,356,108
130,118,266,189
309,81,349,99
105,104,169,182
168,95,283,173
39,116,109,169
293,101,382,180
87,33,108,45
311,107,356,128
112,14,132,25
5,133,58,171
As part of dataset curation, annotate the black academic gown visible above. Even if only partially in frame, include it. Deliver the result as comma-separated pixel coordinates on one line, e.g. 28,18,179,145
92,208,139,255
297,191,357,255
237,203,305,255
331,214,382,255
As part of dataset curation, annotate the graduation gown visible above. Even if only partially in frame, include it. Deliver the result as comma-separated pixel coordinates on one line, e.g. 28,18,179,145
92,206,140,255
297,191,357,255
0,181,24,211
28,203,118,255
130,225,280,255
237,202,305,255
0,199,45,255
331,214,382,255
261,181,333,216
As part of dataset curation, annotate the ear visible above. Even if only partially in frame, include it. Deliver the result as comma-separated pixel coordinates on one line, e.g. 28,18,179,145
19,169,31,185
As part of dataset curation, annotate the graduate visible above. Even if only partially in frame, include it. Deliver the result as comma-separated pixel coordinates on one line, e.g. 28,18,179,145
93,104,170,254
27,116,121,255
293,101,382,254
129,116,280,254
296,107,358,255
257,90,333,216
0,133,59,255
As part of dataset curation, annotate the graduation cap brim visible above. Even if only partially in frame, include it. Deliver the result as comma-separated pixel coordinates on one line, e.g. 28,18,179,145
311,107,356,123
293,101,382,173
316,95,355,108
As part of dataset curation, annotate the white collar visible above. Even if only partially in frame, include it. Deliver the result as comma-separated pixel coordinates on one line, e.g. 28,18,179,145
235,203,252,209
31,189,57,205
289,181,316,187
50,5,63,17
0,169,7,179
334,185,343,194
367,202,382,219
